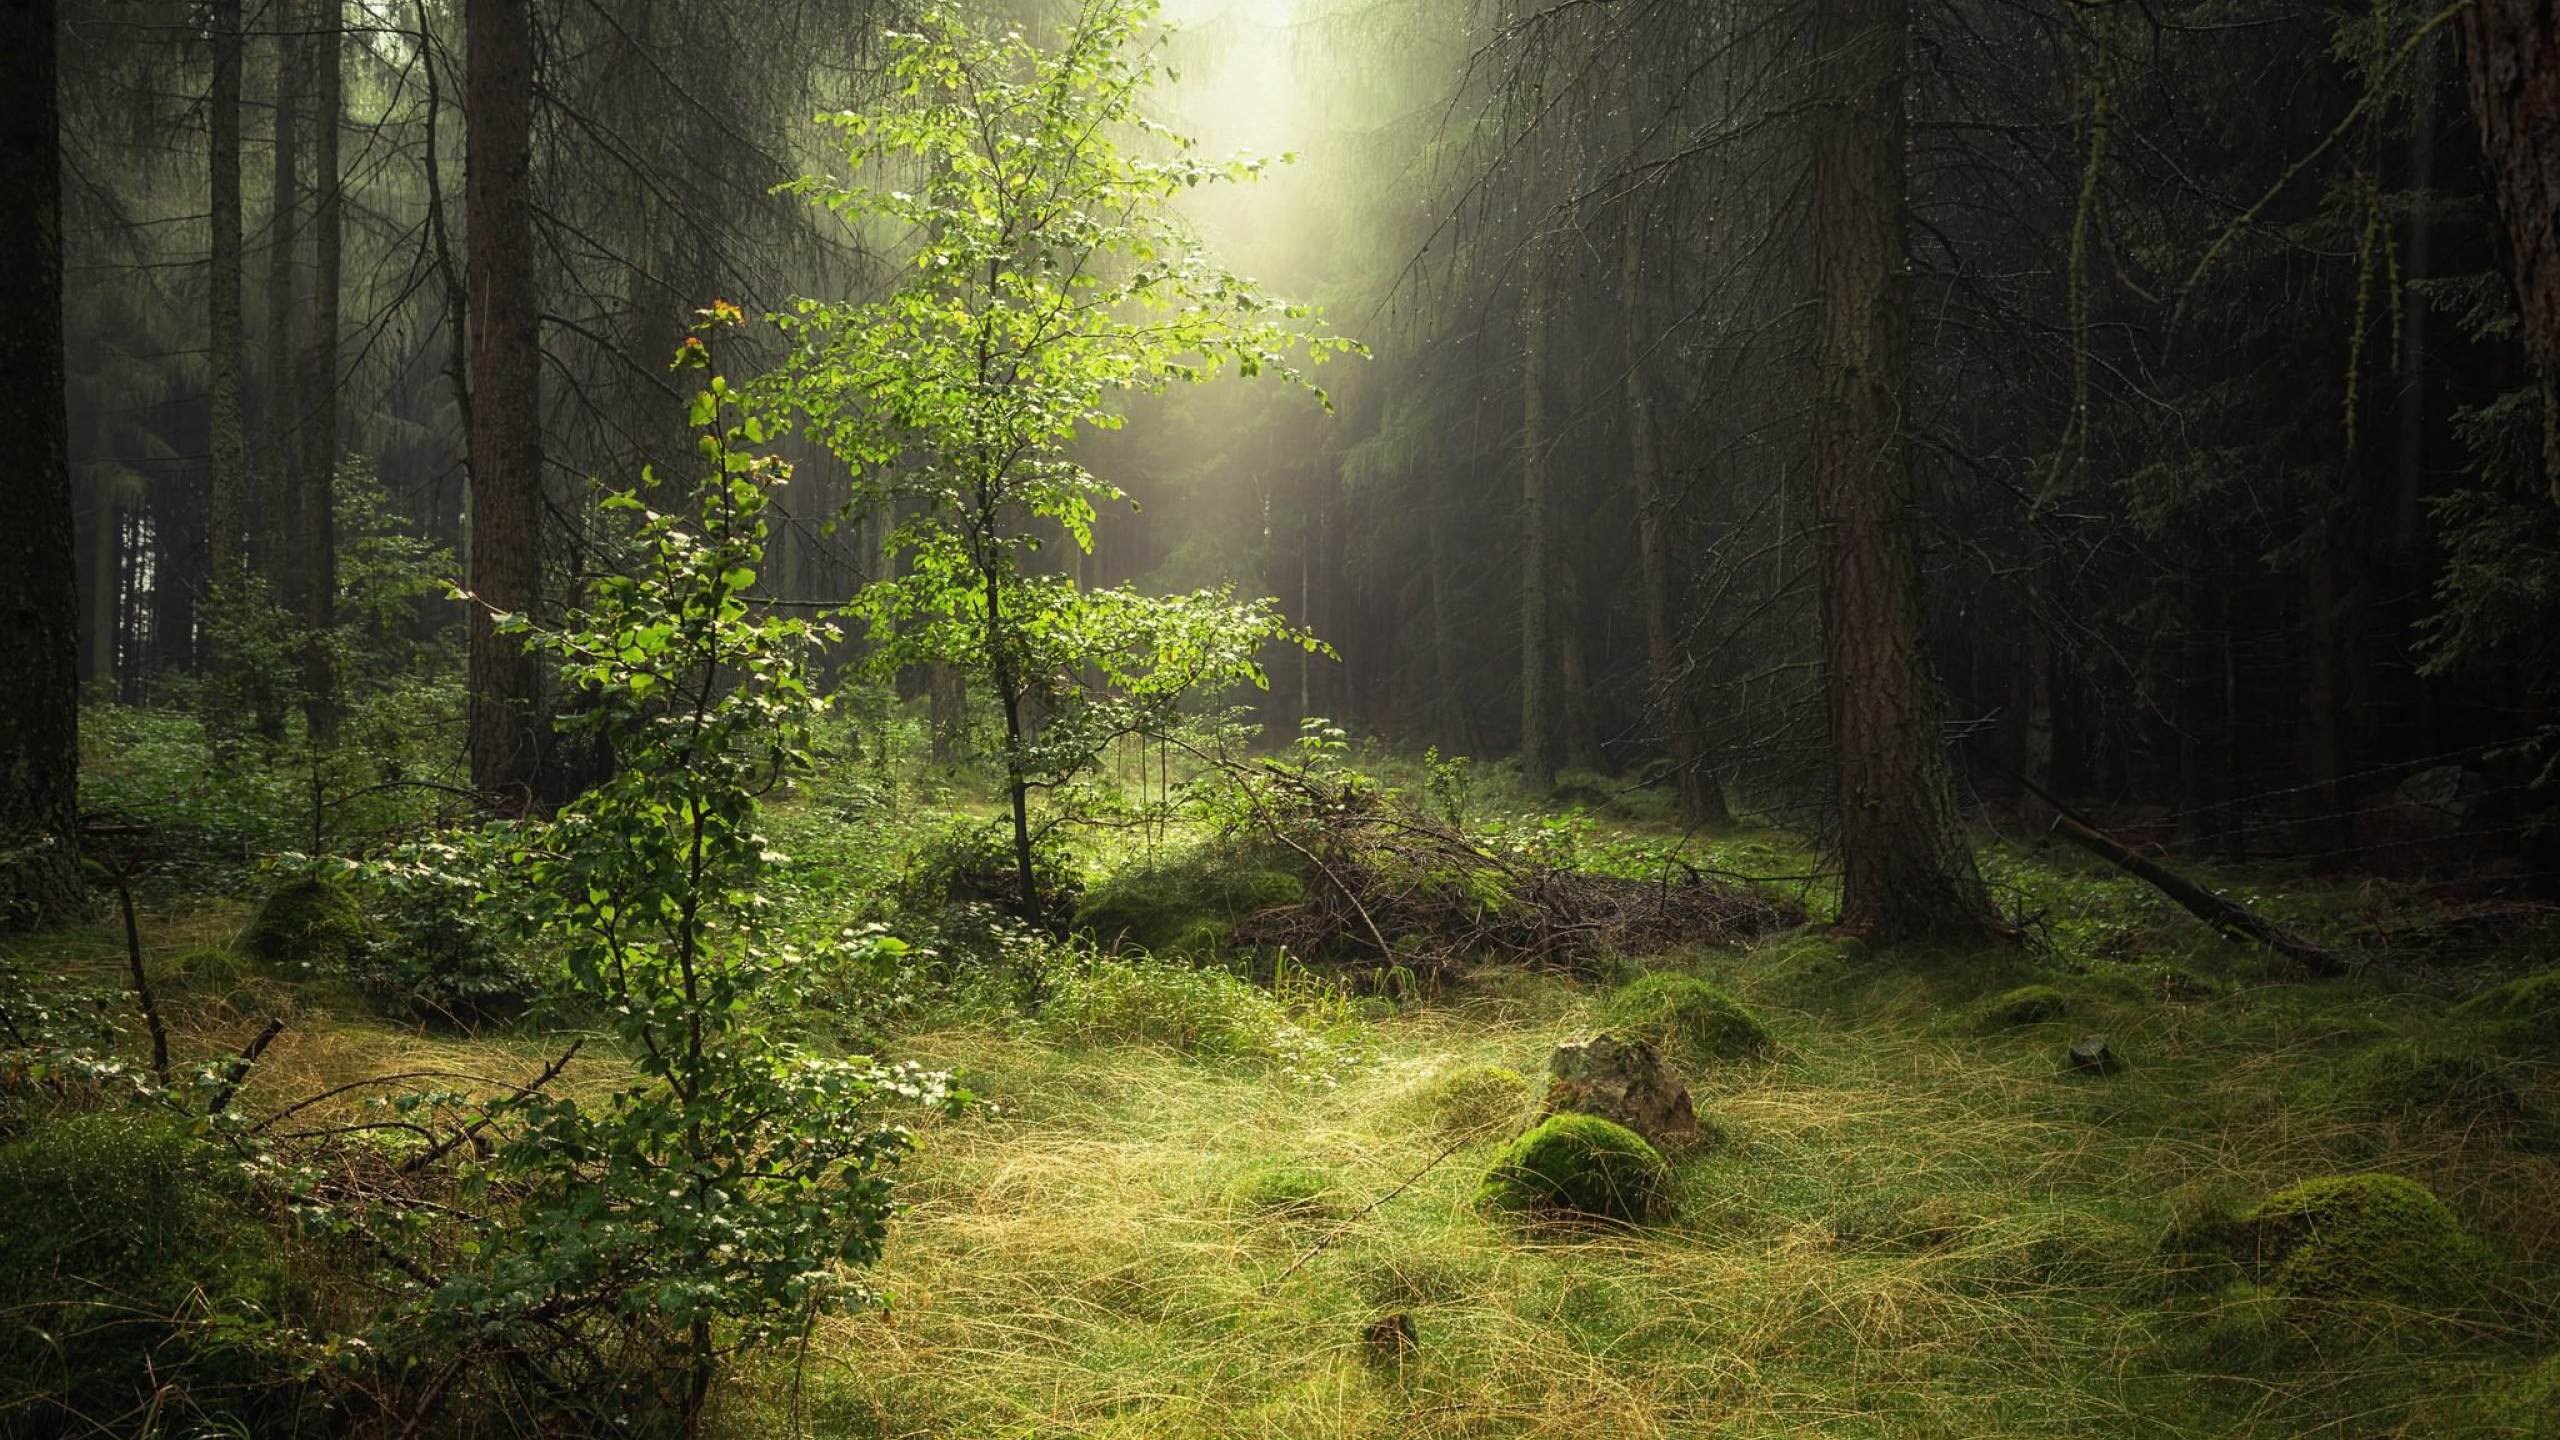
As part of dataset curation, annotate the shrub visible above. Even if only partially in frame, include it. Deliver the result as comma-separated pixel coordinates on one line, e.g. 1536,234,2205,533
1602,973,1774,1063
1477,1112,1672,1225
0,1113,286,1429
901,817,1084,924
1968,983,2070,1029
2239,1173,2493,1311
347,854,545,1028
1401,1062,1534,1140
239,874,372,972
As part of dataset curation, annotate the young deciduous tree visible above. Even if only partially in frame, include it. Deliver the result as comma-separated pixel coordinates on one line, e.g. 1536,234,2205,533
765,0,1352,924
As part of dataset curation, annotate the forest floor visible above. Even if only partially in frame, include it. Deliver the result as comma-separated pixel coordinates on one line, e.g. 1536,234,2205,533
13,735,2560,1438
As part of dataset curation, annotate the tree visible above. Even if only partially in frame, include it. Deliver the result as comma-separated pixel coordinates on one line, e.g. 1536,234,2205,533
0,0,83,925
465,0,547,807
206,0,249,701
2454,0,2560,492
1808,0,2001,942
302,0,341,744
766,0,1349,926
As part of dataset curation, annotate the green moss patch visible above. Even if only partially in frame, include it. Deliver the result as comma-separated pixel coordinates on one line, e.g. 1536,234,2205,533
1478,1112,1672,1226
1072,844,1303,958
2458,967,2560,1054
2317,1042,2535,1135
2239,1173,2493,1311
1400,1062,1533,1140
1224,1158,1345,1220
1969,984,2070,1030
1601,973,1773,1063
239,875,371,972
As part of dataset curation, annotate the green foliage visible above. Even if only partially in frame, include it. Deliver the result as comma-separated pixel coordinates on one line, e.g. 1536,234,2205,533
79,704,303,885
0,1113,289,1429
2239,1173,2493,1312
901,816,1085,920
1477,1112,1672,1225
239,874,372,972
1038,952,1357,1084
383,325,965,1402
339,849,543,1028
1601,973,1774,1063
761,0,1350,918
1421,746,1475,830
1071,840,1302,957
1969,983,2072,1030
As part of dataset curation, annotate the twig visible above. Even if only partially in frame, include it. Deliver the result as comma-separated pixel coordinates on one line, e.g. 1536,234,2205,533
108,861,170,1084
1274,1136,1472,1284
207,1018,287,1116
399,1038,582,1175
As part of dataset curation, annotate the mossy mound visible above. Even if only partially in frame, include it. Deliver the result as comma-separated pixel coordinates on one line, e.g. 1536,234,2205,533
239,875,371,971
2239,1173,2493,1311
1601,973,1773,1064
0,1113,285,1425
2457,966,2560,1053
2470,1350,2560,1438
1224,1158,1344,1220
1401,1062,1533,1140
1968,984,2069,1029
1073,847,1304,958
2320,1042,2534,1134
1477,1113,1672,1225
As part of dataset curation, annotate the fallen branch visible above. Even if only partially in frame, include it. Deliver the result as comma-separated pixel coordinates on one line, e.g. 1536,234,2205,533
207,1017,287,1116
2046,813,2349,977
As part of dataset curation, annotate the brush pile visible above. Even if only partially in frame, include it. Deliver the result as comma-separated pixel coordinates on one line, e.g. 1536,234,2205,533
1218,765,1805,974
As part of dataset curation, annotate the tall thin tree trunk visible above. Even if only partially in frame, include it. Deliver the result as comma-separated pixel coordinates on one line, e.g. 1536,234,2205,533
1519,262,1555,792
1808,0,1998,942
2453,0,2560,491
1426,510,1471,751
1623,222,1726,823
0,0,83,925
207,0,249,707
261,14,301,595
465,0,546,807
301,0,341,745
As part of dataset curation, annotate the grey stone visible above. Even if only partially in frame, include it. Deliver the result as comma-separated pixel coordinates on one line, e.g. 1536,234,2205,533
2066,1034,2125,1075
1541,1032,1700,1144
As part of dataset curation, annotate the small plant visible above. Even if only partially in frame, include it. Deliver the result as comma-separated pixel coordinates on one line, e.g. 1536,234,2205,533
1422,746,1475,830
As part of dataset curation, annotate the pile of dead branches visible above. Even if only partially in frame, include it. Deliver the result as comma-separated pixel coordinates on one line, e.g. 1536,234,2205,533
1217,764,1806,974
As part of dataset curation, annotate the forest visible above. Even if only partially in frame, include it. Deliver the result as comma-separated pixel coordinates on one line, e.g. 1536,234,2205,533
3,0,2560,1434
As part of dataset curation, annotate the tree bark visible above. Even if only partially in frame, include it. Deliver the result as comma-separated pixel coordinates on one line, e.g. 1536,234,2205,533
301,0,341,745
1808,0,1998,942
1425,511,1472,751
2453,0,2560,491
207,0,249,702
261,12,302,595
1518,261,1556,792
465,0,546,807
0,0,84,925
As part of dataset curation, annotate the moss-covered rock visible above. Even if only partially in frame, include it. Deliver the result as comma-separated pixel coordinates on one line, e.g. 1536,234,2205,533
2319,1041,2534,1133
2458,966,2560,1054
239,875,371,971
1969,983,2069,1029
1224,1158,1343,1220
0,1114,284,1425
1477,1113,1671,1225
2238,1173,2493,1311
1402,1062,1533,1140
1601,973,1773,1063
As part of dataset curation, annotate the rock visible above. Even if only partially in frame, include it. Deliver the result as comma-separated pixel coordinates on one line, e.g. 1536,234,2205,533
1477,1112,1673,1224
2398,764,2487,821
1541,1032,1699,1145
1361,1311,1417,1364
2066,1035,2124,1075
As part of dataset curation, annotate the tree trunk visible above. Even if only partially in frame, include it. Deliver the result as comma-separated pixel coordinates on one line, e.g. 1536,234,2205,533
301,0,341,746
261,13,301,596
465,0,546,807
2453,0,2560,490
1623,222,1726,824
207,0,249,709
1808,0,1998,942
1425,511,1472,751
1518,261,1556,792
0,0,83,925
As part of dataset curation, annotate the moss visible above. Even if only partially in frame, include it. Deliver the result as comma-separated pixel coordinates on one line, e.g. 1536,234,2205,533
1401,1062,1533,1140
0,1113,284,1423
2239,1173,2493,1312
1601,973,1773,1063
1073,846,1304,958
1224,1159,1343,1220
1477,1112,1671,1225
2458,967,2560,1054
2318,1042,2534,1133
1969,984,2069,1029
239,875,371,972
2470,1351,2560,1438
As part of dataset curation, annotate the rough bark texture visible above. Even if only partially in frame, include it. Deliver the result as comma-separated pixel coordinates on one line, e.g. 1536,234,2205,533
465,0,546,807
1519,265,1556,792
302,0,341,745
2455,0,2560,488
0,0,84,924
1808,0,1999,942
208,0,248,688
262,14,301,591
